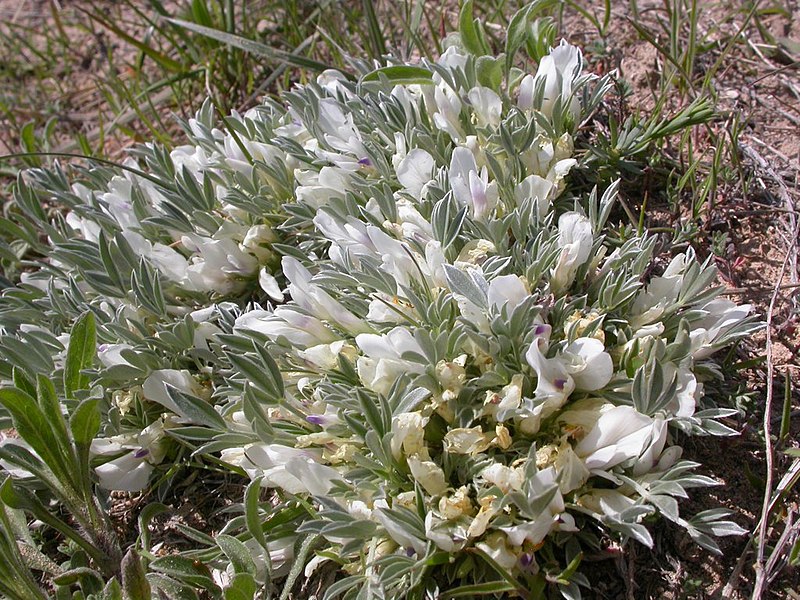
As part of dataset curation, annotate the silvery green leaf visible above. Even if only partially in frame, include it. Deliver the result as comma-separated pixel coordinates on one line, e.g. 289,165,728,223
698,418,739,436
217,534,257,576
164,385,225,430
394,387,431,415
648,494,680,523
443,265,488,309
431,196,467,250
608,521,653,547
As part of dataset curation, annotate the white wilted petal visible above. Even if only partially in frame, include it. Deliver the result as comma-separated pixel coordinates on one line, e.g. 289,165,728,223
481,462,524,493
258,268,284,302
443,427,490,455
97,343,134,368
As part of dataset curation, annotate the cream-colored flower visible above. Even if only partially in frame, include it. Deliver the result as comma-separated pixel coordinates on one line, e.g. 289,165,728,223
492,424,512,450
438,486,474,520
467,495,500,538
443,427,491,455
390,412,428,459
481,462,524,493
475,532,517,571
407,455,449,496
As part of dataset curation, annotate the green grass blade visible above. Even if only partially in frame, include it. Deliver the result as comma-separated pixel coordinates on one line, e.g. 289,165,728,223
362,0,387,61
166,18,335,74
81,9,184,73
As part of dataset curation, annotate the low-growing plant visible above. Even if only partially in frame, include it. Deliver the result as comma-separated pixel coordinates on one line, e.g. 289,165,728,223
0,2,760,599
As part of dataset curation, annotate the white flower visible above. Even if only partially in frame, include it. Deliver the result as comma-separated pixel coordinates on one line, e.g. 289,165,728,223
431,84,465,140
120,230,190,286
515,174,556,220
468,86,502,128
244,443,343,496
632,418,668,476
142,369,208,420
189,306,225,350
315,98,366,159
355,327,427,394
453,272,529,334
524,332,576,432
317,69,352,96
519,134,577,188
562,337,613,391
407,455,449,496
395,198,435,243
65,211,101,243
97,343,134,368
390,412,428,459
630,254,687,326
556,397,612,437
500,467,576,545
313,213,430,289
425,511,469,552
182,233,258,293
241,224,275,261
100,176,140,231
551,211,593,293
94,450,154,492
449,147,498,220
487,274,529,314
689,298,753,359
298,341,356,370
295,166,351,208
518,40,583,123
396,148,435,199
283,257,370,335
255,271,281,305
661,362,701,418
219,447,260,479
92,420,169,491
575,406,667,472
234,307,337,348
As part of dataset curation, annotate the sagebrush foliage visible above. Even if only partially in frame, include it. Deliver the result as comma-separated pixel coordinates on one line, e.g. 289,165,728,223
0,6,758,600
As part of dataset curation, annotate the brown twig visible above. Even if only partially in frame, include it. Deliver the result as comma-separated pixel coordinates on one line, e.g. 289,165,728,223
751,196,800,600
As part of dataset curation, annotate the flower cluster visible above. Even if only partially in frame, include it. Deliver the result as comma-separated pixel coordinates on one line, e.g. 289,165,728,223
0,18,758,600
